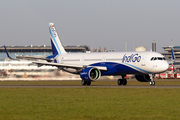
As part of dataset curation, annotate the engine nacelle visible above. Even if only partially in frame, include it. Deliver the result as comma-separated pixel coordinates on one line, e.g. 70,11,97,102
80,67,101,81
135,74,151,82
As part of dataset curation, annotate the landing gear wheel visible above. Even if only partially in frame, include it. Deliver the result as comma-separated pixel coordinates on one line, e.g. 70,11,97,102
122,79,127,85
118,79,127,85
150,74,156,86
82,80,87,85
150,81,155,86
117,79,123,85
87,81,91,85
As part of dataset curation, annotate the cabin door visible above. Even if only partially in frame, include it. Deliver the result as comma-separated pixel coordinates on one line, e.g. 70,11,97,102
141,53,148,66
81,56,85,66
101,56,106,65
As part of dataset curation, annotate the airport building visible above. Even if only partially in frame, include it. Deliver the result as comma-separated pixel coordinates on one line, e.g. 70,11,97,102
161,46,180,61
0,45,90,61
161,46,180,69
1,45,180,61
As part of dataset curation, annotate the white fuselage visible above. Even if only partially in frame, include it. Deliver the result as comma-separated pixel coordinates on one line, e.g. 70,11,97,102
55,51,169,75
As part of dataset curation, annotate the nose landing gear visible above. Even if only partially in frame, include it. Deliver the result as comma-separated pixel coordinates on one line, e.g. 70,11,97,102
150,74,155,86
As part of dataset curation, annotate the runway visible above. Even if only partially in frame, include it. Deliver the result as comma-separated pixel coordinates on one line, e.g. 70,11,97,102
0,85,180,88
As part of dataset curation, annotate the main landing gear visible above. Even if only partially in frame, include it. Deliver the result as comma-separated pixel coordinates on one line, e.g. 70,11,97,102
81,80,91,86
117,75,127,85
150,74,155,86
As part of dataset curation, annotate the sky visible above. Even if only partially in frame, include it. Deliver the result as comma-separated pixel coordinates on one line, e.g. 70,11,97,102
0,0,180,52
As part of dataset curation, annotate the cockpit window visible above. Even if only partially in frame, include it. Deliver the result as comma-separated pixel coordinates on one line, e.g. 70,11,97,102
150,57,166,61
151,57,154,61
158,57,163,60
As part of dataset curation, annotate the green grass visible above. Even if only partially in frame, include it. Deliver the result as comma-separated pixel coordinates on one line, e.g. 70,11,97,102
0,88,180,120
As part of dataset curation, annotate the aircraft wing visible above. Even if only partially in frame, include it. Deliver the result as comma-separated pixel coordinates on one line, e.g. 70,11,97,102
16,56,53,62
32,61,107,70
4,45,17,60
4,46,53,62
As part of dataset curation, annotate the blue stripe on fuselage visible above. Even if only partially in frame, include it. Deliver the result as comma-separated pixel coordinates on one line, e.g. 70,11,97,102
123,63,152,74
89,62,152,75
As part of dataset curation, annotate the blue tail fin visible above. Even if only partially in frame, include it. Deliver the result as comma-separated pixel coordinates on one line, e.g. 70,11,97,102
49,23,66,56
171,48,175,61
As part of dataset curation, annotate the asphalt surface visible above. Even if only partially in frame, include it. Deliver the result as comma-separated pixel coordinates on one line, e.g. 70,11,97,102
0,85,180,88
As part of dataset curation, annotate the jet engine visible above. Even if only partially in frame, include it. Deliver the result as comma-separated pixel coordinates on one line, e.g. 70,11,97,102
135,74,151,82
80,67,101,81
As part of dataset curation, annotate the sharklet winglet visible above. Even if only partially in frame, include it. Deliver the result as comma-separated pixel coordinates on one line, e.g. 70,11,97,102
4,45,18,60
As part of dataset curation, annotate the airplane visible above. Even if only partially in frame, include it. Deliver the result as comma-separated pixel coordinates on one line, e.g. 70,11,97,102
4,23,169,86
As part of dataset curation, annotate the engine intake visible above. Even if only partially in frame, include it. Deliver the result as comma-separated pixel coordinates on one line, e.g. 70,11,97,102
135,74,151,82
80,67,101,81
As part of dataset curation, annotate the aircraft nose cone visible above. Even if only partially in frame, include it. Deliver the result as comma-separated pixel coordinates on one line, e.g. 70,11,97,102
162,61,169,71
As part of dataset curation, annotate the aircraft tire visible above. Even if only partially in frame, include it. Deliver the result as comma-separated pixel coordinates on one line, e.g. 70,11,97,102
150,81,152,85
117,79,123,85
82,80,87,85
122,79,127,85
150,81,155,86
87,81,91,85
